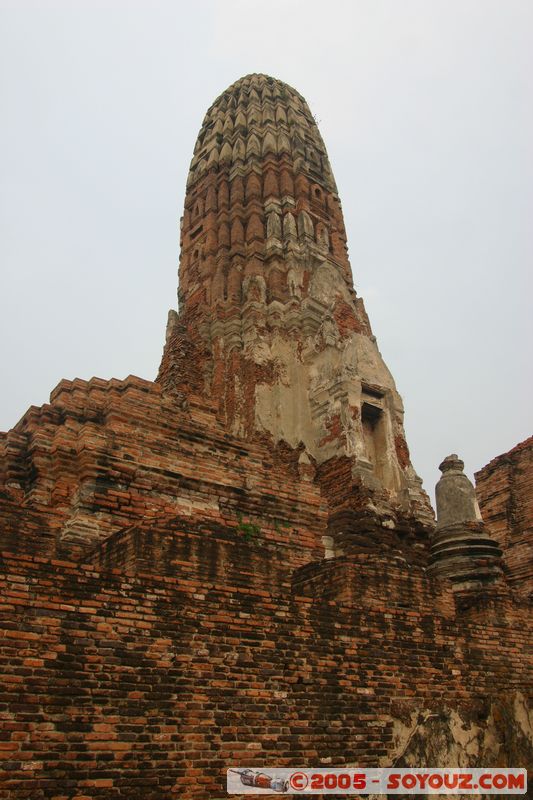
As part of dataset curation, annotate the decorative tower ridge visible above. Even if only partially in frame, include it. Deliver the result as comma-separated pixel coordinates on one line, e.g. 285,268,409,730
158,74,433,526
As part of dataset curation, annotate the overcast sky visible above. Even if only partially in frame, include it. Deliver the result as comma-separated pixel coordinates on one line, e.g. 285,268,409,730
1,0,531,502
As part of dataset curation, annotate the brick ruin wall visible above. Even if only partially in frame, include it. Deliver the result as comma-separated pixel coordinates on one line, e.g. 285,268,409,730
0,379,531,799
476,437,533,599
0,376,532,800
0,542,532,800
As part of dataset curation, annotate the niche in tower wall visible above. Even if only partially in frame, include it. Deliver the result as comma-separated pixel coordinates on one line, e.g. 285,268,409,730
361,401,385,480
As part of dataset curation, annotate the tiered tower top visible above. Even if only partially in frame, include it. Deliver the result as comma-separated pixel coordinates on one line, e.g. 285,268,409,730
173,73,357,322
189,73,337,193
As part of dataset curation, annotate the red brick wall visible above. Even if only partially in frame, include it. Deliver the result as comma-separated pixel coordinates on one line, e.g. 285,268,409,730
0,540,531,799
476,437,533,598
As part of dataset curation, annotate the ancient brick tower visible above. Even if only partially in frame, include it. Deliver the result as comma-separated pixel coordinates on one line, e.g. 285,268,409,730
159,73,433,528
0,75,531,800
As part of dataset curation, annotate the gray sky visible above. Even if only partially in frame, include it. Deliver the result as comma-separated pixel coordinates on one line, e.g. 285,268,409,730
1,0,531,501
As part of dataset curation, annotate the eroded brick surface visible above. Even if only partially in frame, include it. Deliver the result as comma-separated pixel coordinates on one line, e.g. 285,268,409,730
476,437,533,598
